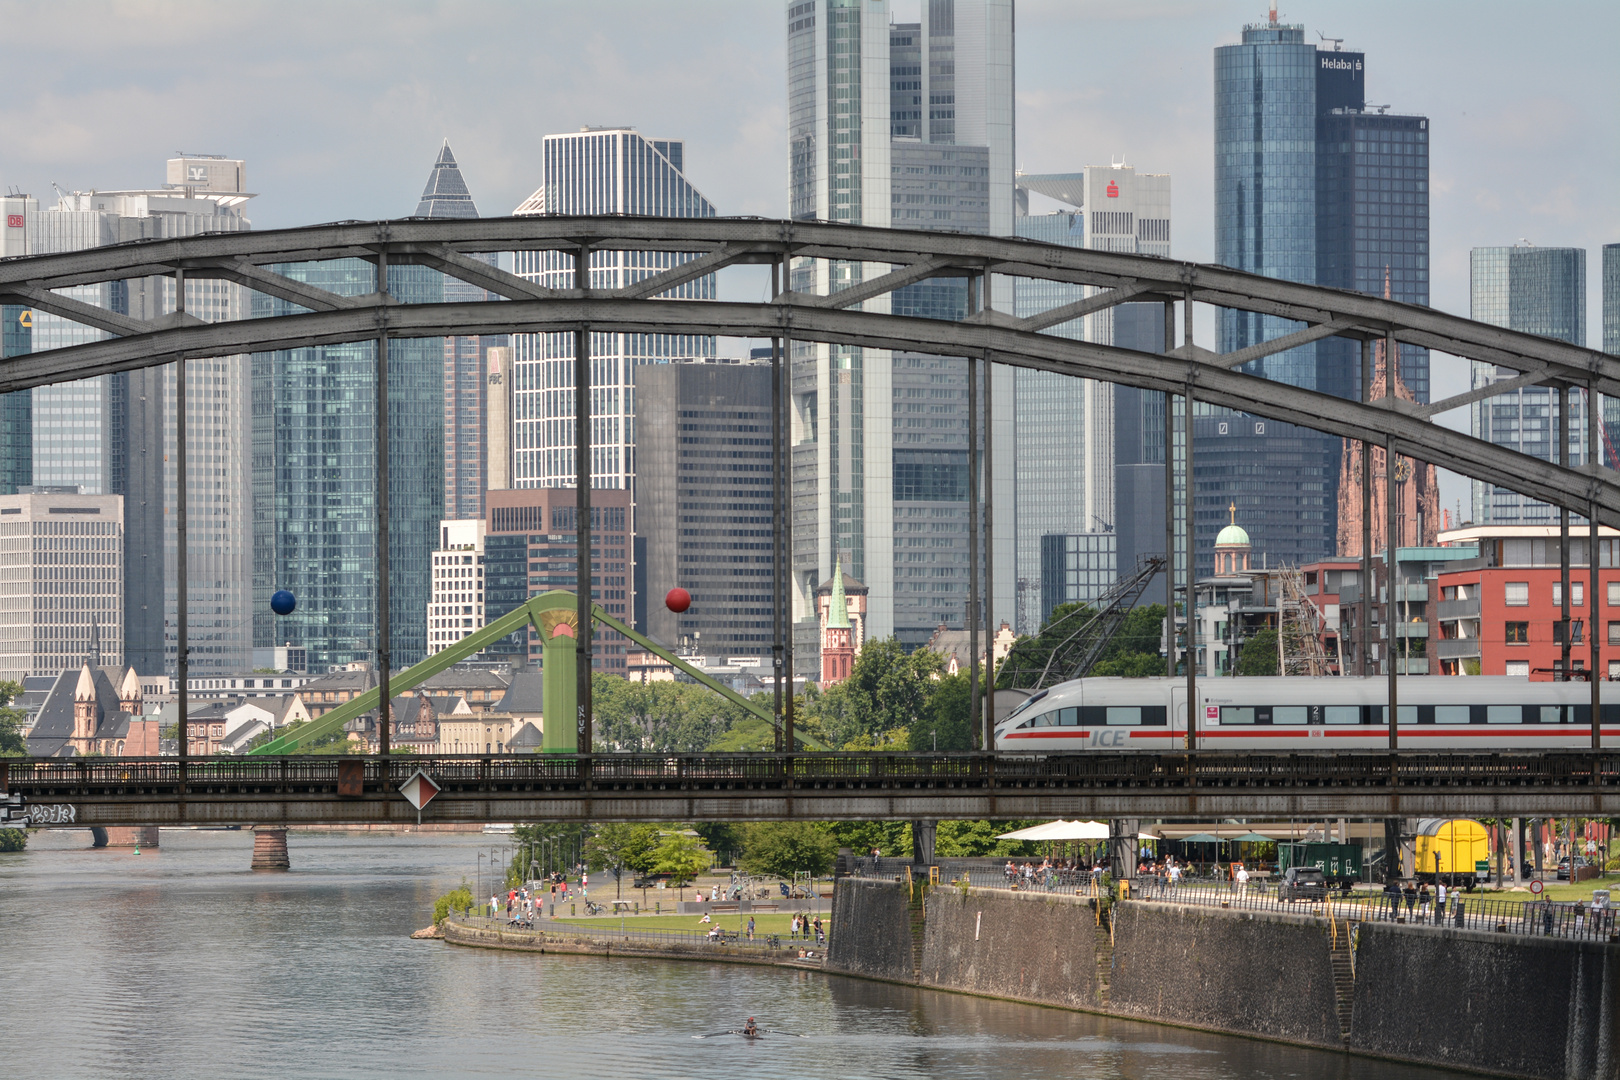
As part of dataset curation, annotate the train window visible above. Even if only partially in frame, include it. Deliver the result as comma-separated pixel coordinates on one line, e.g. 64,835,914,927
1141,706,1168,726
1007,690,1047,720
1032,713,1055,727
1058,707,1079,727
1434,705,1470,725
1369,706,1419,725
1325,706,1360,725
1220,707,1256,725
1486,705,1521,724
1106,707,1142,726
1539,706,1563,724
1273,706,1308,725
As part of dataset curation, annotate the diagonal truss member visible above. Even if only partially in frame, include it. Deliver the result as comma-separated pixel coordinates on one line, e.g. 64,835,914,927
251,590,819,755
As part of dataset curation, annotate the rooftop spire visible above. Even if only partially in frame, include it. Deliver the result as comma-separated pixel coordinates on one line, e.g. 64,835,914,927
415,140,479,219
827,554,851,630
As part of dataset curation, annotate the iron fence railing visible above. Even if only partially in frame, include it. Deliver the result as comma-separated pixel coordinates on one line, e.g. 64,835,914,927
447,914,821,952
7,751,1620,795
975,878,1620,943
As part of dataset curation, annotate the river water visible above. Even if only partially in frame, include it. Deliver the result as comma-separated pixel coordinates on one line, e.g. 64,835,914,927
3,829,1473,1080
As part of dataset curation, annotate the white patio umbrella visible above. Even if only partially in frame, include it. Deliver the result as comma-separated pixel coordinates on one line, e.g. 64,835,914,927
996,820,1111,841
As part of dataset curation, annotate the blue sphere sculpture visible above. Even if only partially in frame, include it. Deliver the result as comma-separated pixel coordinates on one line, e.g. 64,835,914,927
270,589,297,616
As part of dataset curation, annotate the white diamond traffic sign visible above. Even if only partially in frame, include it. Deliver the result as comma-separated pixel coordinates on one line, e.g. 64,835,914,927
399,770,441,811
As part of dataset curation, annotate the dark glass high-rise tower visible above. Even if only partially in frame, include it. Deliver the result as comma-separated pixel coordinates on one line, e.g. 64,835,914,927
1209,16,1430,575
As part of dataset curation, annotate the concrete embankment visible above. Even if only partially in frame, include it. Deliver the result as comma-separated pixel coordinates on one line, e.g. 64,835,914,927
827,878,1620,1080
441,916,824,972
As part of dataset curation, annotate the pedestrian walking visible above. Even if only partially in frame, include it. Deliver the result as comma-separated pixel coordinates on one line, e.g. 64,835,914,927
1383,877,1402,921
747,916,755,942
1417,882,1430,920
1436,880,1447,918
1236,864,1250,898
1403,881,1417,920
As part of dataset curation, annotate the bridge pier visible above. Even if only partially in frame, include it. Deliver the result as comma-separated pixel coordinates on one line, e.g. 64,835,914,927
91,826,158,848
251,827,290,870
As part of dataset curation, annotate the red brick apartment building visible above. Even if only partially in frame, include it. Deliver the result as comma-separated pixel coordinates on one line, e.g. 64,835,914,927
1431,526,1620,679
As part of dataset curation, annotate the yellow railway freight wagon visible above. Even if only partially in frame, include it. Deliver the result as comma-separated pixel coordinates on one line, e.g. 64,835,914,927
1414,818,1490,886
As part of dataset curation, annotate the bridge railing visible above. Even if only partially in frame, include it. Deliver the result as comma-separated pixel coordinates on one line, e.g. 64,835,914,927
4,751,1620,792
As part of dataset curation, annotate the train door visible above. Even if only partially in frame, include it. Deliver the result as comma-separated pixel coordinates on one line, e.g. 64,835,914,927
1170,683,1187,749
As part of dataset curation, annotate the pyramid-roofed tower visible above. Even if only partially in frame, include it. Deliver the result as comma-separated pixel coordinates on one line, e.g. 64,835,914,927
415,140,480,219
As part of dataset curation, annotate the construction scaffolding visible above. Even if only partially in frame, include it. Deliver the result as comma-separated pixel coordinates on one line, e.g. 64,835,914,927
1275,565,1334,676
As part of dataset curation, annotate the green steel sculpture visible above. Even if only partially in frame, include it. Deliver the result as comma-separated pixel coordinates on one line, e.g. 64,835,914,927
250,590,813,755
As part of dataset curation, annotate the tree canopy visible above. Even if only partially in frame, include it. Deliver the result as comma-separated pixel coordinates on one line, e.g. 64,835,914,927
0,680,26,756
1234,628,1280,676
800,636,943,747
738,821,837,878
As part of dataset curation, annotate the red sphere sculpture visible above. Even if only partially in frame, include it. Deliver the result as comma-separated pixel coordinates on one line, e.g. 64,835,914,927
665,587,692,613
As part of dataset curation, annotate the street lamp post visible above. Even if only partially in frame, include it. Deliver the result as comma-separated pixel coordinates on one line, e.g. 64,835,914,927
476,853,485,906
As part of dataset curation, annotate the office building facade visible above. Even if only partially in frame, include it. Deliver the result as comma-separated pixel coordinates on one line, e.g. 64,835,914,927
510,128,718,496
1469,245,1588,524
251,264,443,673
1013,165,1171,629
18,161,255,677
417,141,507,520
427,518,485,657
1605,243,1620,358
482,488,631,671
786,0,1016,662
634,359,774,657
0,490,124,682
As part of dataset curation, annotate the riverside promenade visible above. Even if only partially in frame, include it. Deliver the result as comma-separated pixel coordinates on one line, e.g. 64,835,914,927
441,914,826,971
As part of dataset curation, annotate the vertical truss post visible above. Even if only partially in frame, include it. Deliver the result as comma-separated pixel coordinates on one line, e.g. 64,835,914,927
1183,291,1197,753
576,245,593,773
1361,338,1372,678
1164,301,1175,679
376,249,391,756
1385,332,1397,753
982,275,996,750
175,268,189,788
771,256,784,753
573,247,592,767
1591,383,1602,752
782,252,795,754
967,340,981,745
1560,383,1571,682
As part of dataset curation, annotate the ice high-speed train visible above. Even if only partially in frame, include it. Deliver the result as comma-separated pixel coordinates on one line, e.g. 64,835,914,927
993,676,1620,752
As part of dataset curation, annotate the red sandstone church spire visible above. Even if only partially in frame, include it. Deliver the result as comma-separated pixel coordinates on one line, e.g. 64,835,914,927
820,554,855,688
1337,268,1441,557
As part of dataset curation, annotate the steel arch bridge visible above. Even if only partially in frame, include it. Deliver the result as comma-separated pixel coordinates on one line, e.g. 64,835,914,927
0,213,1614,520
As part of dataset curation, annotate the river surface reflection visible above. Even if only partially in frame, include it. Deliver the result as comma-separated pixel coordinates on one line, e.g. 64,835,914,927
3,829,1473,1079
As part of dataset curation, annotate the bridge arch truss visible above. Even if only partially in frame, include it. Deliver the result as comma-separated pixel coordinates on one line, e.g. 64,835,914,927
0,215,1613,522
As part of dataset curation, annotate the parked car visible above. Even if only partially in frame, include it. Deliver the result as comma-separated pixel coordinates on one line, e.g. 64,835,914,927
1278,865,1328,902
1557,858,1591,881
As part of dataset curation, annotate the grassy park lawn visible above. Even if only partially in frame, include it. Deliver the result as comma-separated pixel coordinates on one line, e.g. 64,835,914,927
551,912,826,938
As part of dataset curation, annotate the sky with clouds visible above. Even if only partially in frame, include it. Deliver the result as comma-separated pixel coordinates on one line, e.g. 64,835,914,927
2,0,1615,510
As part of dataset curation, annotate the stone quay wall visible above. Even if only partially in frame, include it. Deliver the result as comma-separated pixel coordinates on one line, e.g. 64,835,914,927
918,886,1101,1010
825,875,914,983
828,878,1620,1080
1108,900,1343,1048
1350,922,1620,1079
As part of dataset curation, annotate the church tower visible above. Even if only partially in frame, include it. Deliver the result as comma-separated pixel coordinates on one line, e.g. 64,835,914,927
820,555,856,688
1213,503,1252,576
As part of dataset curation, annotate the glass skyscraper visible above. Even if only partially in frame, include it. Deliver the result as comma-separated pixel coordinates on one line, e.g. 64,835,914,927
1469,245,1588,523
509,128,717,496
415,141,504,520
251,262,443,672
15,164,255,677
1604,243,1619,357
1210,17,1430,576
1012,164,1171,629
786,0,1016,663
